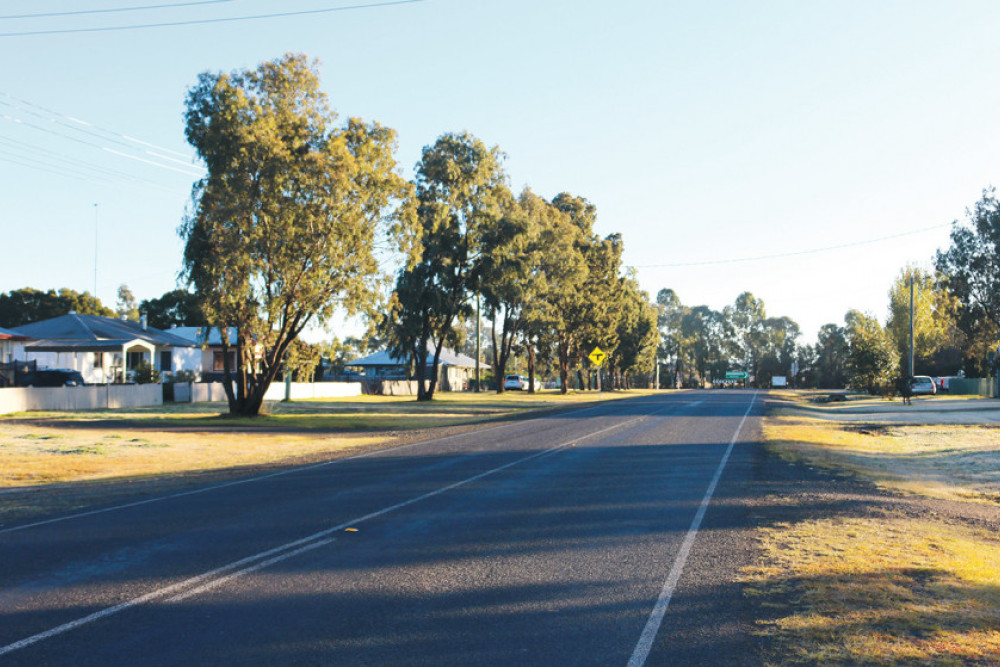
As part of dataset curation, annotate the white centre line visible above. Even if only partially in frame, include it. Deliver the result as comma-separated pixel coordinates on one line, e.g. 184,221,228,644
0,403,671,658
627,391,758,667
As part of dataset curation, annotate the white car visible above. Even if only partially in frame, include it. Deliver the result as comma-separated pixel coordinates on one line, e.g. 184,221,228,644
909,375,937,395
503,374,537,391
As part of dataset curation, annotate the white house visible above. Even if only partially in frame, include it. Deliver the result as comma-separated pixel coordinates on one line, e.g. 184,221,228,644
11,313,197,384
0,326,28,364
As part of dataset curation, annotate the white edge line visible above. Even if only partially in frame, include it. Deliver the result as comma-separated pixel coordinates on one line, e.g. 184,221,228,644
626,390,758,667
0,400,620,536
0,409,653,656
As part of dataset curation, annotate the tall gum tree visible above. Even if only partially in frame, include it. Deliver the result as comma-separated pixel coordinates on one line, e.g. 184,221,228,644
935,188,1000,375
181,54,417,416
385,132,508,401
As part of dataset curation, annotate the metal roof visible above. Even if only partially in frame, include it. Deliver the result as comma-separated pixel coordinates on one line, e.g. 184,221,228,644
10,313,195,347
347,347,477,369
167,326,237,346
0,326,29,340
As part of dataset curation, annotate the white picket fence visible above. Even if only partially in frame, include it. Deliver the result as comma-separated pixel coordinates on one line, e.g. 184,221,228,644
0,384,162,415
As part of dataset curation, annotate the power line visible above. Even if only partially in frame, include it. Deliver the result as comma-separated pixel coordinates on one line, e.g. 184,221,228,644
0,93,203,180
0,0,425,37
0,1,236,20
631,223,952,269
0,92,191,159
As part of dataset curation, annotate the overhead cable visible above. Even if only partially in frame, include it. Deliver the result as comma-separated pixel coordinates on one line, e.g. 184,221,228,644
0,1,236,20
0,0,424,37
632,224,952,269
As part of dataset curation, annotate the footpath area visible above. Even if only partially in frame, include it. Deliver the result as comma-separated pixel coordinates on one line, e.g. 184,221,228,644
743,391,1000,665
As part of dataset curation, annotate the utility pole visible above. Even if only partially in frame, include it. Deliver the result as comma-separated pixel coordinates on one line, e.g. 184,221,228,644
475,294,481,392
93,203,99,297
909,274,915,378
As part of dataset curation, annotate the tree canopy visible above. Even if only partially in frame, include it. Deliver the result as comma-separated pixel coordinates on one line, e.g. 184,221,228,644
383,131,508,401
181,53,416,416
0,287,112,328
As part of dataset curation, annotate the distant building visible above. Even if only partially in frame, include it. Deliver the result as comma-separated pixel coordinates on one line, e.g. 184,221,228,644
346,347,476,391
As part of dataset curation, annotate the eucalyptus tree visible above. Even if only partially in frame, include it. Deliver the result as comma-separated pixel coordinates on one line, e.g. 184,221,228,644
758,316,801,385
522,191,588,393
655,288,686,387
477,195,534,392
845,310,899,394
610,276,659,388
885,265,962,374
385,132,508,401
936,188,1000,374
813,323,849,388
181,54,417,416
139,290,207,330
728,291,767,380
0,287,112,328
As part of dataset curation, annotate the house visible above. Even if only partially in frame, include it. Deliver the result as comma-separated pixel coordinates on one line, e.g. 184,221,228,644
166,327,238,381
10,312,197,384
0,327,31,387
346,347,477,391
0,326,29,364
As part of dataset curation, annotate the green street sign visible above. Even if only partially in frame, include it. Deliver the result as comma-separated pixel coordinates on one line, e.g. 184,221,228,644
725,371,748,379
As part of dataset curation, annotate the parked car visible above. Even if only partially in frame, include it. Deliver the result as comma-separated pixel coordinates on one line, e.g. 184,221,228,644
503,374,526,390
503,374,540,391
909,375,936,395
19,369,86,387
936,376,952,393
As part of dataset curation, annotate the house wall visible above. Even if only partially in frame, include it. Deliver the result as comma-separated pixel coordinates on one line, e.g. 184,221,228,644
0,340,25,363
25,350,122,384
0,384,162,415
170,347,204,377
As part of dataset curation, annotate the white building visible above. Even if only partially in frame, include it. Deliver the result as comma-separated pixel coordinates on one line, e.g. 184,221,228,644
11,313,198,384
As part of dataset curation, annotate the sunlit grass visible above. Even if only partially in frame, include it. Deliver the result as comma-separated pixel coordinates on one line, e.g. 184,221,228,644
744,515,1000,665
764,418,1000,505
0,389,647,521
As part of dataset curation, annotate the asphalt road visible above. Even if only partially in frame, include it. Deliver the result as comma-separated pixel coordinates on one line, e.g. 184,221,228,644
0,390,763,666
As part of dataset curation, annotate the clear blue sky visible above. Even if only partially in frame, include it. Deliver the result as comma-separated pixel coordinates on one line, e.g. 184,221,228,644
2,0,999,343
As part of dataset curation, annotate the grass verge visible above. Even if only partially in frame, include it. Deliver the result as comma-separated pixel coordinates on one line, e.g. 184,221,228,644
744,512,1000,665
0,389,642,523
749,400,1000,665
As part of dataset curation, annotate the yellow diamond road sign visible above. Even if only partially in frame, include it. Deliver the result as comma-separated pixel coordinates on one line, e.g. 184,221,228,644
588,346,606,366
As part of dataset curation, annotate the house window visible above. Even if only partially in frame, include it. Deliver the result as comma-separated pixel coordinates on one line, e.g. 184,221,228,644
160,351,173,372
127,351,145,369
213,351,237,372
94,352,104,368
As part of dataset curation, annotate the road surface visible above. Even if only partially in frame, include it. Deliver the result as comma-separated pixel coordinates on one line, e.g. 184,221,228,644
0,390,762,665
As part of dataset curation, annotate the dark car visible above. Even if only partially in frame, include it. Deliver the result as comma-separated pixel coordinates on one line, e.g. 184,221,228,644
20,369,86,387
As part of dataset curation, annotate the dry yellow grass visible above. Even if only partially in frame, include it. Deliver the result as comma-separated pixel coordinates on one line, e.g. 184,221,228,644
764,417,1000,505
0,423,383,488
0,390,646,521
744,514,1000,665
755,404,1000,664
